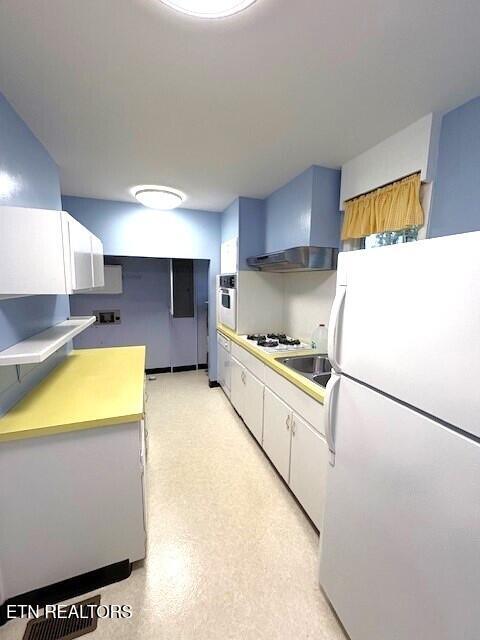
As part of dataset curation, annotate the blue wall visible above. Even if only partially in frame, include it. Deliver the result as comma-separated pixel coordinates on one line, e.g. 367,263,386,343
70,257,171,369
429,96,480,238
70,257,209,369
62,196,221,379
265,168,313,252
310,165,342,247
221,199,239,243
221,197,265,270
265,166,341,253
0,92,70,414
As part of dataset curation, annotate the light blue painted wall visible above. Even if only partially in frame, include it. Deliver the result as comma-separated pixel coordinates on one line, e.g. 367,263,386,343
310,165,342,247
264,165,341,253
221,199,239,243
0,92,70,415
70,257,209,370
70,257,171,369
265,167,313,252
428,96,480,238
221,197,265,270
238,197,265,269
62,196,221,380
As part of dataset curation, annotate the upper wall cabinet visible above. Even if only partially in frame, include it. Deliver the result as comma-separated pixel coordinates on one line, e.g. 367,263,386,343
0,206,104,300
264,166,341,253
0,206,69,299
221,237,238,274
62,212,105,292
221,197,265,271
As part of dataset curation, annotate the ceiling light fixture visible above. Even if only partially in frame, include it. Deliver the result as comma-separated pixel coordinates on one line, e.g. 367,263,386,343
159,0,257,19
132,185,186,210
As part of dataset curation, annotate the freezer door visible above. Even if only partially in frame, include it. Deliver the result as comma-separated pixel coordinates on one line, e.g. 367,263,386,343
319,375,480,640
331,231,480,438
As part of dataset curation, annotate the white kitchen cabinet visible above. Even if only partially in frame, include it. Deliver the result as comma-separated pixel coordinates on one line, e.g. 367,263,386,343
217,344,225,389
62,212,105,293
0,206,69,299
0,420,146,605
217,332,231,397
230,357,244,416
242,370,264,444
91,235,105,288
223,337,329,530
66,215,95,291
290,413,329,530
0,206,105,299
220,238,238,274
230,356,264,443
263,387,292,482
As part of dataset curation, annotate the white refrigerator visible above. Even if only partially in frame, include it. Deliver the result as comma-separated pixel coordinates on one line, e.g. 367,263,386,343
319,231,480,640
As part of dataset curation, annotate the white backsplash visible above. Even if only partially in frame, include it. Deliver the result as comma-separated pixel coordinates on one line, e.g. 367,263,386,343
235,270,337,342
283,271,337,343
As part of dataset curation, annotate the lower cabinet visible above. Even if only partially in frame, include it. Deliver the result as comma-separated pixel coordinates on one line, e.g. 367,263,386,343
217,333,232,397
231,357,264,444
230,357,244,415
243,370,264,444
217,345,226,389
263,388,328,529
290,413,329,530
0,421,146,605
263,387,292,482
224,337,329,531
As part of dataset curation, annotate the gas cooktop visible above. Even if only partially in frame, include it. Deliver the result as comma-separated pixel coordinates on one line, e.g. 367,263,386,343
244,333,309,352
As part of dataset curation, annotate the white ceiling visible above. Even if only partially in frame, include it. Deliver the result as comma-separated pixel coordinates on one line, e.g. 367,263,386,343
0,0,480,212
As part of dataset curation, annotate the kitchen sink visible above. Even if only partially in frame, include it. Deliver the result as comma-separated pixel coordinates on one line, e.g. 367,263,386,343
276,355,332,387
312,373,332,387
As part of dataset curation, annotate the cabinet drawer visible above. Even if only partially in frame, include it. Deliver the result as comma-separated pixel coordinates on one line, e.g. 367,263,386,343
217,332,231,352
264,367,325,436
231,343,265,381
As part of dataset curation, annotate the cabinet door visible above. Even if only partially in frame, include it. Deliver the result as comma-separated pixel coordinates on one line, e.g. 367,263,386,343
217,342,225,389
220,238,238,274
91,235,105,287
0,206,67,298
290,414,329,530
223,349,231,394
68,217,94,291
230,357,244,417
263,388,292,482
243,369,264,444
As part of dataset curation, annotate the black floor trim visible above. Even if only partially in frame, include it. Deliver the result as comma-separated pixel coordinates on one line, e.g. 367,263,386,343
172,365,196,373
0,560,131,626
197,363,208,370
145,367,171,375
209,380,220,388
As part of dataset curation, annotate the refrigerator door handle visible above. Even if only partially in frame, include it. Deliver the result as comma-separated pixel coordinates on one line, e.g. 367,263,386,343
325,373,341,466
328,286,346,373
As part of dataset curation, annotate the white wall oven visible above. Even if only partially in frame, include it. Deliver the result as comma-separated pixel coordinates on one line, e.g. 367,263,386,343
218,274,236,331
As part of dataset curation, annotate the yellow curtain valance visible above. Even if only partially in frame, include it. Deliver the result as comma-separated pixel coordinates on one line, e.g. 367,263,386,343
342,173,424,241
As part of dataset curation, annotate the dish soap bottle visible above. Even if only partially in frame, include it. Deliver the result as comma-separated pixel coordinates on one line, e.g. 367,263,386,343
311,323,328,353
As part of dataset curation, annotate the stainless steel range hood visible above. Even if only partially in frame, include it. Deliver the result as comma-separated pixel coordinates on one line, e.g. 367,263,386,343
246,246,338,272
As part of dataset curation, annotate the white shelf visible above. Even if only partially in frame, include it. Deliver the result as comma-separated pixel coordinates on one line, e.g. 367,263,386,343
0,316,96,367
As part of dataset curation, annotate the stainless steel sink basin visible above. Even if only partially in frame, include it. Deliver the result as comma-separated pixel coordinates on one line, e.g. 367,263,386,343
276,355,332,387
312,373,332,388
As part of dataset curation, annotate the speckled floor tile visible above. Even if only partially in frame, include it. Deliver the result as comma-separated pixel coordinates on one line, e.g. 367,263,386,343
1,371,346,640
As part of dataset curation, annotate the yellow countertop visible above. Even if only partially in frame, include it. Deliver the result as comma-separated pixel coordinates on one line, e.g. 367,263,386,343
0,346,146,443
217,324,326,404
